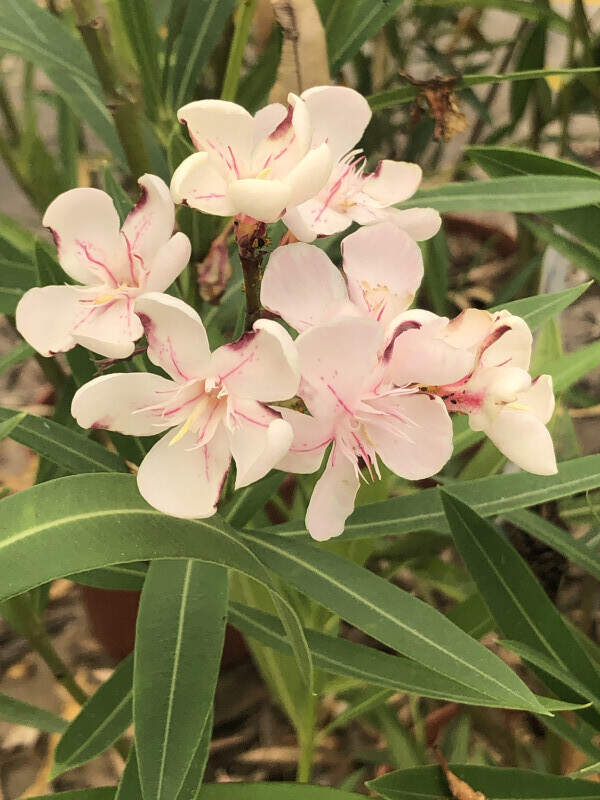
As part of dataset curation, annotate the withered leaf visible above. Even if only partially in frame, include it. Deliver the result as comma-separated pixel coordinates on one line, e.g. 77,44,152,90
403,72,468,141
434,747,487,800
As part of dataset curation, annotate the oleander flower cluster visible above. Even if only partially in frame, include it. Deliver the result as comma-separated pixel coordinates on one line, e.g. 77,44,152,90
15,86,557,541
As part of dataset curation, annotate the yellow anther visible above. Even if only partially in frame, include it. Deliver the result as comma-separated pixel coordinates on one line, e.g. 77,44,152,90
169,403,203,446
507,401,531,412
256,167,271,179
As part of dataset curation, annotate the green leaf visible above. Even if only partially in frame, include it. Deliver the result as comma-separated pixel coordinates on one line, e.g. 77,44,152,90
500,639,600,708
29,792,115,800
103,167,134,224
229,602,504,707
441,492,600,715
519,218,600,282
238,530,547,712
490,282,591,330
115,0,162,120
397,176,600,213
328,0,403,73
222,471,285,527
504,509,600,584
0,340,34,375
420,230,449,316
53,655,133,776
0,411,26,441
0,0,124,161
134,561,227,800
68,563,148,592
367,764,600,799
0,474,312,690
535,340,600,393
0,691,67,733
0,407,128,474
174,711,213,800
168,0,237,109
198,787,363,799
272,453,600,540
115,747,142,800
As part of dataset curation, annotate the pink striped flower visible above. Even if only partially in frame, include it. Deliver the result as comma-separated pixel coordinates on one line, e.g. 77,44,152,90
16,175,190,359
277,316,453,540
170,94,332,223
282,86,441,242
71,294,299,518
386,308,557,475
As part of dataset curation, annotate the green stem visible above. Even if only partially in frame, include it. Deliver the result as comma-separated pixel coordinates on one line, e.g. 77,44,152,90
296,693,317,783
72,0,151,179
221,0,257,102
0,72,20,146
28,625,89,706
235,218,266,331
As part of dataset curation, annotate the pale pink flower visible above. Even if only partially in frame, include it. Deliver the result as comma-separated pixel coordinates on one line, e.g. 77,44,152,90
171,94,332,223
16,175,190,359
261,222,424,331
282,86,441,242
71,294,299,518
277,317,453,540
386,308,557,475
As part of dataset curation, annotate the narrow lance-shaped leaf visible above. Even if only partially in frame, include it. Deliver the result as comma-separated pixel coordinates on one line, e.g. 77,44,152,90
238,530,547,712
0,691,66,733
134,561,227,800
367,764,600,800
0,473,312,693
441,492,600,717
53,655,133,777
115,747,142,800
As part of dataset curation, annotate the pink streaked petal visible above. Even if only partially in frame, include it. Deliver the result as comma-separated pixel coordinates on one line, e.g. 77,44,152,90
261,242,349,332
364,393,453,480
252,103,288,146
43,188,126,286
251,95,312,179
227,178,290,223
296,317,383,418
227,399,293,488
72,295,143,359
212,319,299,402
443,308,494,351
143,232,191,293
285,197,350,239
341,222,424,327
478,311,532,371
16,285,81,356
177,99,253,178
135,292,211,382
121,175,175,283
284,143,333,208
137,424,231,518
305,448,360,541
362,160,422,206
276,407,333,474
387,321,475,386
170,152,236,216
484,408,557,475
71,372,178,435
301,86,372,162
383,206,442,241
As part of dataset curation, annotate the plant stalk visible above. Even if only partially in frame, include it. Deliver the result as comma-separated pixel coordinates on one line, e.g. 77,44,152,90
221,0,257,101
71,0,151,179
296,693,317,783
235,216,267,331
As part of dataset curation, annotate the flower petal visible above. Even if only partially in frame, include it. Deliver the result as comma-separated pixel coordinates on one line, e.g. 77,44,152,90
276,407,333,474
261,242,349,332
170,152,236,216
71,372,178,435
227,178,290,222
73,296,143,359
281,205,319,242
521,374,555,424
285,143,333,207
363,160,422,205
296,317,382,418
120,175,175,282
251,95,312,178
484,408,557,475
284,196,350,239
305,448,360,540
135,292,211,382
43,188,126,286
252,102,288,145
143,232,191,293
342,222,424,327
227,399,293,488
137,424,231,518
384,207,442,241
364,393,453,479
479,311,532,371
16,285,80,356
212,319,299,401
177,99,253,178
301,86,372,162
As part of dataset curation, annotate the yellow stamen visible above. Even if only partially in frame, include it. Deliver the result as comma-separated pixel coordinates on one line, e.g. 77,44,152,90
256,167,271,179
169,402,204,446
507,401,531,412
93,292,116,305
